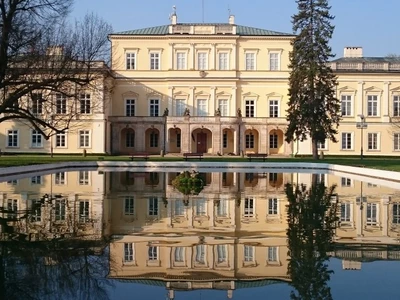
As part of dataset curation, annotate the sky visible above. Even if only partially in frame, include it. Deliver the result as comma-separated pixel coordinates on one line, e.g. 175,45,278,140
71,0,399,58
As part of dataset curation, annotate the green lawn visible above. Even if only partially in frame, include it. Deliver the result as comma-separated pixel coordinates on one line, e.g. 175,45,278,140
0,155,399,172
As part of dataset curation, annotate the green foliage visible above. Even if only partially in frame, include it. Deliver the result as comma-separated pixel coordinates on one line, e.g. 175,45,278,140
286,0,341,159
172,171,204,195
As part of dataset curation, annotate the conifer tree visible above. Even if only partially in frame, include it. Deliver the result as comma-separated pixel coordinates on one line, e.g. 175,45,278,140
285,0,341,159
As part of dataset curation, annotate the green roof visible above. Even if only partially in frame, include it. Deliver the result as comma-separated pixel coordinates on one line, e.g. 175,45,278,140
112,23,293,36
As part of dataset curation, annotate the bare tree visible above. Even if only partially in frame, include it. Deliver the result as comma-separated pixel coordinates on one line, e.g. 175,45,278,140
0,0,112,139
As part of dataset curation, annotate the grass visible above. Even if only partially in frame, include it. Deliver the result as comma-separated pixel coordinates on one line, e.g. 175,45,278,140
0,154,399,172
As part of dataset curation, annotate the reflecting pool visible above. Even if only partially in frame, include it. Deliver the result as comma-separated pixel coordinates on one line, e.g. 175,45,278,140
1,169,400,299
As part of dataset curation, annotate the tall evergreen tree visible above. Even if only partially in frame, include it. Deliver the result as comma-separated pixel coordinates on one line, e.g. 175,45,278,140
285,0,341,159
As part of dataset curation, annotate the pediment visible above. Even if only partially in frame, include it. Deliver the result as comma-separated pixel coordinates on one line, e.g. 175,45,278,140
173,91,190,97
364,86,383,92
146,91,162,97
216,91,232,97
243,92,259,98
122,91,139,98
266,92,283,98
195,90,211,97
390,86,400,92
337,86,356,92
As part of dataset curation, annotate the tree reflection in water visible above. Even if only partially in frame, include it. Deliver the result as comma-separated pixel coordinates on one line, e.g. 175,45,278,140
286,175,338,300
0,209,112,300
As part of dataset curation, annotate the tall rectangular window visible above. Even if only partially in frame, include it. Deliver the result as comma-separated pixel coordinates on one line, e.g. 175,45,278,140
79,201,90,222
56,93,67,114
80,93,91,114
55,199,66,221
55,132,66,148
31,130,42,148
150,52,160,70
174,247,184,262
394,133,400,151
394,96,400,117
55,172,66,185
245,100,255,117
245,133,254,149
197,99,207,116
31,93,43,115
176,52,186,70
269,53,279,70
79,171,89,185
31,175,42,185
195,199,206,216
174,200,185,216
31,199,42,222
148,246,158,261
125,99,135,116
244,245,254,262
218,53,228,70
341,95,352,116
393,203,400,225
7,199,18,219
149,99,159,116
268,198,278,215
341,177,351,187
217,199,228,217
126,131,135,148
368,133,379,150
268,247,278,262
341,132,352,150
270,133,278,149
223,132,228,148
245,53,255,70
126,52,136,70
195,245,205,264
7,130,18,147
79,130,90,148
124,197,134,215
367,95,378,116
217,245,227,263
150,132,158,147
197,52,207,70
341,203,351,222
176,133,181,148
244,198,254,217
366,203,377,226
269,100,279,118
148,197,158,216
124,243,134,262
175,99,186,116
219,99,228,116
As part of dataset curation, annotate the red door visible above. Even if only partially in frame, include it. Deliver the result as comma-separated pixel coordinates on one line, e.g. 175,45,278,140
196,132,207,153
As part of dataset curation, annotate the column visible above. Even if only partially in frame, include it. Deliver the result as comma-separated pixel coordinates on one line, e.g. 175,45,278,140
189,86,195,113
231,43,237,70
169,43,174,70
231,87,237,117
211,43,216,70
191,43,195,70
357,81,364,116
381,196,391,236
210,86,216,116
356,202,363,237
168,87,174,115
383,81,390,122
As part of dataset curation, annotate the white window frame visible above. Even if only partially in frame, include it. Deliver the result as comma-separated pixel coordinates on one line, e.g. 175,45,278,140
195,199,207,216
54,199,66,221
31,93,43,115
148,246,159,261
392,203,400,225
197,52,208,70
317,140,328,150
195,244,206,264
269,132,278,149
244,245,254,262
79,130,91,148
124,243,135,263
267,198,278,215
393,95,400,117
267,246,279,264
79,200,90,223
31,175,42,185
367,94,379,117
149,51,161,70
245,99,256,117
341,132,353,150
125,99,135,116
124,196,135,216
55,132,67,148
176,52,187,70
269,99,279,118
218,99,229,116
218,52,229,70
367,132,380,151
148,197,159,216
54,172,66,185
31,130,43,148
394,133,400,151
174,247,185,263
79,93,91,114
197,98,208,116
243,197,255,218
269,52,280,71
7,130,19,148
126,52,136,70
216,244,228,264
340,177,352,187
341,95,352,117
78,170,90,185
366,203,378,226
149,99,160,116
245,52,256,70
340,202,352,224
56,93,67,114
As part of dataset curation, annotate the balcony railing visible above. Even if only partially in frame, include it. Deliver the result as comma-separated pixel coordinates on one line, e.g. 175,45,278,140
329,61,400,72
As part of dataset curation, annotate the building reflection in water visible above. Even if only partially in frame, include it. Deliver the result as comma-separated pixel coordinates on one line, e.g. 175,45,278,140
1,170,400,299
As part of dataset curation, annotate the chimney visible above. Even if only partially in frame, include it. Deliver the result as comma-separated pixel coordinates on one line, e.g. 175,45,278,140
170,5,177,25
343,47,363,58
229,15,235,25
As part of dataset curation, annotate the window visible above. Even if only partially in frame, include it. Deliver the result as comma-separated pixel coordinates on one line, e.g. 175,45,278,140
150,52,160,70
7,130,18,147
368,133,379,150
7,199,18,219
269,52,279,70
80,93,91,114
341,132,352,150
216,199,228,217
244,198,254,217
270,133,278,149
56,94,67,114
195,245,205,264
394,96,400,117
394,133,400,151
245,52,255,70
174,200,185,216
366,203,377,226
126,52,136,70
341,177,352,187
269,100,279,118
149,99,159,116
176,52,186,70
55,172,66,185
126,99,135,116
341,95,352,116
79,201,90,222
30,200,42,222
79,171,89,185
267,247,278,262
126,131,134,148
124,197,134,215
31,176,42,185
124,243,134,262
150,132,158,148
393,203,400,225
223,132,228,148
245,133,254,149
7,180,17,185
367,95,378,116
268,198,278,215
218,52,228,70
195,199,206,216
175,99,186,116
177,133,181,148
31,93,43,115
245,100,255,117
244,245,254,262
79,130,90,148
219,99,228,116
197,52,207,70
217,245,227,263
55,199,66,221
55,132,66,148
340,203,351,222
148,246,158,261
31,130,42,148
174,247,184,262
148,197,158,216
197,99,207,116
